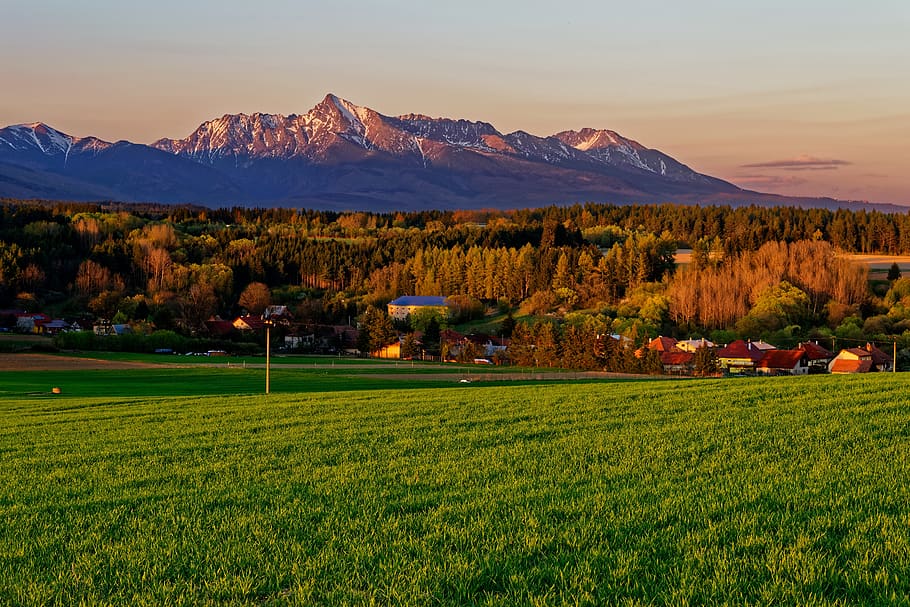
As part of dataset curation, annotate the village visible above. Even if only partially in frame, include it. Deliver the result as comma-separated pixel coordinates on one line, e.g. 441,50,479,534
5,293,895,377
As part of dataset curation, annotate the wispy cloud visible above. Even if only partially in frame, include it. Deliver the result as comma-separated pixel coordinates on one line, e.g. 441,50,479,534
741,154,851,171
734,174,808,188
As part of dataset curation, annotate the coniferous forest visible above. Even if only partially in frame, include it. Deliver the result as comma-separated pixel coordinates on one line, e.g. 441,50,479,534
3,198,910,370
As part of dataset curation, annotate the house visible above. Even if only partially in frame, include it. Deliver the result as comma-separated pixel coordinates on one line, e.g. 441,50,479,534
284,333,314,349
35,319,70,335
263,305,290,319
661,350,695,375
797,341,835,373
314,324,359,354
372,339,402,359
263,305,292,325
464,333,510,358
233,316,265,331
205,317,236,337
750,340,777,351
829,348,874,374
647,336,679,352
439,328,466,360
387,296,448,321
676,338,715,353
863,343,894,372
15,313,34,332
755,349,809,376
93,320,132,336
716,340,767,373
479,335,510,358
16,312,49,333
283,325,346,353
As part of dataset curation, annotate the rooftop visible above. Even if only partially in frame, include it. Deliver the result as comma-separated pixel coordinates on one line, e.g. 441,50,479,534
647,336,678,352
831,358,873,374
389,296,448,307
756,350,805,369
717,340,766,362
798,341,835,360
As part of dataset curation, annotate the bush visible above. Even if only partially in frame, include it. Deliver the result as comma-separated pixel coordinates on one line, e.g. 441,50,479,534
54,330,244,355
54,331,99,350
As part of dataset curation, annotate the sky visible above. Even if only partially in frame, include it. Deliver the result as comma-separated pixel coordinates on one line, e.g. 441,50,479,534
2,0,909,204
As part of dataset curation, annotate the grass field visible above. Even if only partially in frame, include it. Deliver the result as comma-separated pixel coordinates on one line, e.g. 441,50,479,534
2,363,910,605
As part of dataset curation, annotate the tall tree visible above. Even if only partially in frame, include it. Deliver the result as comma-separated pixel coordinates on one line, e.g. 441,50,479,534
239,282,271,315
357,306,396,356
422,317,441,358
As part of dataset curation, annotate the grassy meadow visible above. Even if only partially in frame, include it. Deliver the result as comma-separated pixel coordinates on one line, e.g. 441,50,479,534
0,365,464,399
2,362,910,605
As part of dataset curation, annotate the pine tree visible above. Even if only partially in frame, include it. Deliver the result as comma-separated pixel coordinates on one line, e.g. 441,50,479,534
401,333,420,360
640,348,664,375
534,321,560,367
499,312,516,338
357,306,396,356
422,317,441,358
693,345,720,377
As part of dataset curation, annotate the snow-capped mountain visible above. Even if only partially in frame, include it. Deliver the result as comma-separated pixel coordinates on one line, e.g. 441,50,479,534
0,122,242,203
0,93,844,210
150,94,723,185
0,122,112,166
552,128,716,184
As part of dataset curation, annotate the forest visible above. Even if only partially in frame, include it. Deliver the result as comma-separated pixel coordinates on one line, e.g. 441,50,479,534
2,198,910,369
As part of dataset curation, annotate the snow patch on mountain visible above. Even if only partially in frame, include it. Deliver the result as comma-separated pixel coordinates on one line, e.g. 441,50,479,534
1,123,73,156
139,93,725,188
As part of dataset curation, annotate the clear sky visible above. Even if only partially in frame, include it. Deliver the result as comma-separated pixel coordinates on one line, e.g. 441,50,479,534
2,0,908,204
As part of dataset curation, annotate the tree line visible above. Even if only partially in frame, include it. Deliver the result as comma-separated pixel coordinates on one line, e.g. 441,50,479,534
2,198,910,364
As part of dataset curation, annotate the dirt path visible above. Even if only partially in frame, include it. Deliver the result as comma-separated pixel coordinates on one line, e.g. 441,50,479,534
0,353,167,371
359,371,660,382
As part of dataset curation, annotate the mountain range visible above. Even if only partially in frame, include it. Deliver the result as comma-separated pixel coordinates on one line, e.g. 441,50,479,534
0,94,886,211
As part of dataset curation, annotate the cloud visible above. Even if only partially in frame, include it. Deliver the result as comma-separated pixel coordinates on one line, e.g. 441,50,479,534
734,174,808,188
741,154,851,171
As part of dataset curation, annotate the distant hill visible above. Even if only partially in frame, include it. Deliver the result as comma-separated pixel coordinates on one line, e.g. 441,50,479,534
0,95,904,212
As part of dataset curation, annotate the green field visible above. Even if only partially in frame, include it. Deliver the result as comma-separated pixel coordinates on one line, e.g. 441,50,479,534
0,366,466,399
2,365,910,605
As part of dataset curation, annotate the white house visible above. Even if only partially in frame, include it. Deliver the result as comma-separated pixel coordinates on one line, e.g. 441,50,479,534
387,296,448,321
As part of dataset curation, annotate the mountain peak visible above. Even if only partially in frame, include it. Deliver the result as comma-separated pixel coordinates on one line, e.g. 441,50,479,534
554,128,634,151
0,122,74,156
313,93,369,125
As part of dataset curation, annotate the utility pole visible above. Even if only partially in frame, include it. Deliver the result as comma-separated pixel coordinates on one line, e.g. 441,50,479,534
894,340,898,373
263,317,274,394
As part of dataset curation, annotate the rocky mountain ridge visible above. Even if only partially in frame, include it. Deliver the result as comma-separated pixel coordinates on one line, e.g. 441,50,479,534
0,94,876,211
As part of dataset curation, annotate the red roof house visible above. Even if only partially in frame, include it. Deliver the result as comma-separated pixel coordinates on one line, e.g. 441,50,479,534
717,340,767,372
660,350,695,374
797,341,835,372
205,317,236,337
864,343,894,372
829,348,874,374
233,316,265,331
756,349,809,375
647,336,679,352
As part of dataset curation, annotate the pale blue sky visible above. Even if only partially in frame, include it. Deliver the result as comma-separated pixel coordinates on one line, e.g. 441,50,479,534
2,0,908,203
